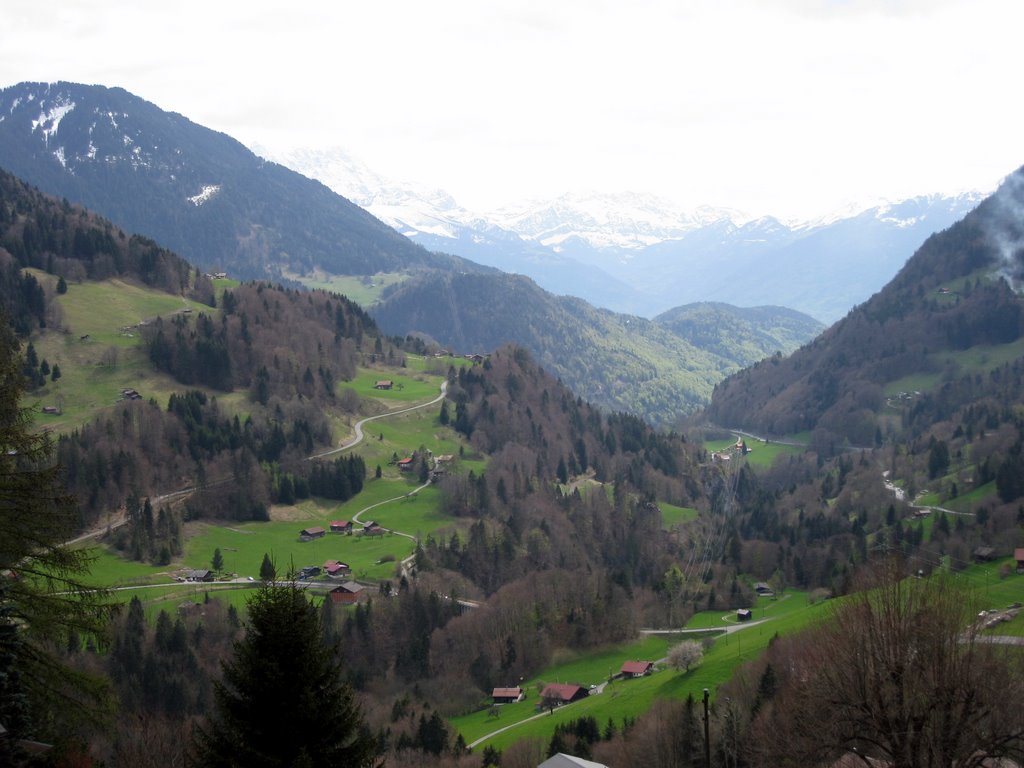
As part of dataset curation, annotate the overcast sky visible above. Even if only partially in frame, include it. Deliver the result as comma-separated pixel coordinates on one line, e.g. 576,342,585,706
2,0,1021,219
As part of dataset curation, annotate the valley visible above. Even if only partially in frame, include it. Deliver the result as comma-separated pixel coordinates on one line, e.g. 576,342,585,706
0,81,1022,768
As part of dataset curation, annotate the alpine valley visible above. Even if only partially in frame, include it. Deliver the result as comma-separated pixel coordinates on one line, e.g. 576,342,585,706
1,78,1023,768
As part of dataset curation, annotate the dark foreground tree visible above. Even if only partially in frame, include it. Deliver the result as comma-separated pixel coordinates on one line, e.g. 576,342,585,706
749,561,1024,767
190,582,378,767
0,315,112,760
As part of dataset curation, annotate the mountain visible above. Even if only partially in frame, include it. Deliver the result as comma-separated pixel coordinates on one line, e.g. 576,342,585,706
0,82,482,283
262,145,983,321
370,271,820,425
653,303,824,367
704,166,1024,452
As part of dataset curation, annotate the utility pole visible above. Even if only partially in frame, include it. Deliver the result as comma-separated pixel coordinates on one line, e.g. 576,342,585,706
703,687,711,768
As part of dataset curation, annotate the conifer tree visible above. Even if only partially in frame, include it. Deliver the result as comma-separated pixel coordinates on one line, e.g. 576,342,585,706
190,583,377,767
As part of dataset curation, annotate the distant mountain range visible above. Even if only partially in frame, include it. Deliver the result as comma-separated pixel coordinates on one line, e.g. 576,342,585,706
0,81,833,424
0,82,482,283
263,146,985,323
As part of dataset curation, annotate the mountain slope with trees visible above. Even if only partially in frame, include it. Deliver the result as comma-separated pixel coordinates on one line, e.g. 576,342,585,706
705,166,1024,451
371,271,820,425
0,82,483,282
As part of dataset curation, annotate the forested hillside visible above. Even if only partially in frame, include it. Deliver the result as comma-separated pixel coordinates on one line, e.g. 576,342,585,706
0,82,483,282
706,167,1024,452
371,271,818,425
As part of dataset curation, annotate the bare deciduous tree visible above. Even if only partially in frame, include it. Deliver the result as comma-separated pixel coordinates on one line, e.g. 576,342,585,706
750,561,1024,767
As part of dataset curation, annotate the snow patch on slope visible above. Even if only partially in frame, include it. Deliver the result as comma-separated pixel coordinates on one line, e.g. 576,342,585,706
31,99,75,143
188,185,221,206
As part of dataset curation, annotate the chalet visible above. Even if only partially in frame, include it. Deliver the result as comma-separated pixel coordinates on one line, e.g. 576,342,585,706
121,388,142,400
374,380,393,390
1016,548,1024,573
491,687,524,704
330,520,353,534
397,457,415,472
330,582,365,605
299,526,326,541
186,569,213,582
466,353,486,364
539,683,588,708
538,754,610,768
737,608,753,622
619,660,654,678
323,560,351,577
754,582,774,596
298,565,321,580
41,406,59,415
363,524,385,537
974,546,998,563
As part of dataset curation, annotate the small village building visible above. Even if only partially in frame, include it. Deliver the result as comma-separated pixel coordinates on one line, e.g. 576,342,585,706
299,526,326,541
974,546,997,563
374,380,393,390
538,754,610,768
330,582,365,605
1016,548,1024,573
619,660,654,678
330,520,353,534
737,608,753,622
491,687,524,704
323,560,351,577
363,524,384,536
298,565,321,580
41,406,59,414
539,683,588,709
397,457,415,472
186,569,213,582
754,582,774,596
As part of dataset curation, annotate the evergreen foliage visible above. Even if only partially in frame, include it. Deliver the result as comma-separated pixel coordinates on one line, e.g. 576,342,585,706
190,583,377,767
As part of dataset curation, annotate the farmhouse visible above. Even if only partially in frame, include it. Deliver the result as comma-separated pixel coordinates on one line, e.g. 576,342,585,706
186,569,213,582
330,582,365,605
619,660,654,678
299,526,325,541
491,687,524,704
298,565,321,580
754,582,774,596
330,520,353,534
397,457,415,472
374,380,393,390
974,546,997,563
737,608,753,622
539,683,588,708
41,406,59,414
363,524,385,537
323,560,350,577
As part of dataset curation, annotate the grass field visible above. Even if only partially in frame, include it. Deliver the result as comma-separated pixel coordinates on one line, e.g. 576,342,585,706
287,271,410,306
659,502,698,528
455,590,831,751
703,436,804,468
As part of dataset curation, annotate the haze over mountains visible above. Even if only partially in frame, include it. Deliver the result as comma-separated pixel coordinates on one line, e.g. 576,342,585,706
0,80,831,424
263,145,984,323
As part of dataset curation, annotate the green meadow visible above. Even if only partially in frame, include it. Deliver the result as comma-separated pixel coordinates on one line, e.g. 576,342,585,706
703,435,803,468
287,271,410,306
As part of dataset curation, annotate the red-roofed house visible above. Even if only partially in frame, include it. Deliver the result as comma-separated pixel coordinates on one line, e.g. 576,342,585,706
329,582,365,605
330,520,353,534
323,560,351,577
619,660,654,678
1016,548,1024,573
374,380,393,390
397,457,415,472
491,687,524,704
540,683,588,708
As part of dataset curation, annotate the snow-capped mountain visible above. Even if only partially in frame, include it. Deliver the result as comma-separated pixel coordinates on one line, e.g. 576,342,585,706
259,144,988,323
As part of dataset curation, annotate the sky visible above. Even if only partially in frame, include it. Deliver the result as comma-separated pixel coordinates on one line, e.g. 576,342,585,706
2,0,1022,220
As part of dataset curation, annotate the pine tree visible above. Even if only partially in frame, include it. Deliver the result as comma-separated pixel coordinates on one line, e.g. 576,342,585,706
0,315,112,743
190,583,377,767
259,553,276,582
212,547,224,572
